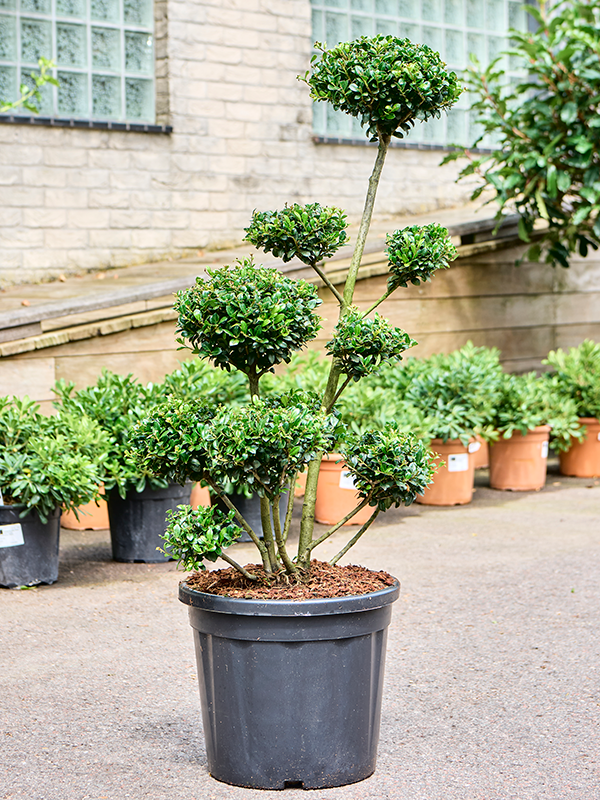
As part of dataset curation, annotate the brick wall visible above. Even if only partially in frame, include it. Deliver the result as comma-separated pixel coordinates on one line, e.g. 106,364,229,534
0,0,472,287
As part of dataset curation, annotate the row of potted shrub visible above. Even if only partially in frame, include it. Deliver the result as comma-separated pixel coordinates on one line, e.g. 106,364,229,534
270,339,600,511
1,339,600,587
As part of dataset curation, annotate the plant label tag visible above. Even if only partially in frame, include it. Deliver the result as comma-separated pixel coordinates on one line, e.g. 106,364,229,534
0,523,24,548
447,453,469,473
597,432,600,442
0,488,3,505
541,441,549,458
468,441,481,454
339,470,357,490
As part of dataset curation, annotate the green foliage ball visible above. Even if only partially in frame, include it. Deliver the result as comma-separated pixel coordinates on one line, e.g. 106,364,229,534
305,35,461,141
244,203,348,266
386,224,457,292
175,258,322,377
326,307,416,380
342,426,436,510
162,505,242,571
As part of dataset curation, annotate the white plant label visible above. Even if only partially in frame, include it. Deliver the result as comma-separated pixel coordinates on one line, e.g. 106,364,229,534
597,432,600,442
447,453,469,473
468,441,481,454
339,470,357,490
541,441,549,458
0,524,25,548
0,488,3,505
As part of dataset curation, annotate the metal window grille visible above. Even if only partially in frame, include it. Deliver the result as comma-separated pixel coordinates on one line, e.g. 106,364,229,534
0,0,155,123
310,0,528,147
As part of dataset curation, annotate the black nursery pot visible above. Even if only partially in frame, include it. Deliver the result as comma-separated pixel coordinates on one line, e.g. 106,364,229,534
107,483,190,563
179,580,400,789
0,505,61,588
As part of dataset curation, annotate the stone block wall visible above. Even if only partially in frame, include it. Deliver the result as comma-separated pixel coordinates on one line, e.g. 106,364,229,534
0,0,472,287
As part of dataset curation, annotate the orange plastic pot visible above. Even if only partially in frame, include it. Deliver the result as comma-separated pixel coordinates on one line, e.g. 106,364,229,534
314,454,372,526
469,436,489,469
559,417,600,477
294,470,307,498
417,439,474,506
190,483,211,509
61,489,109,530
489,425,550,491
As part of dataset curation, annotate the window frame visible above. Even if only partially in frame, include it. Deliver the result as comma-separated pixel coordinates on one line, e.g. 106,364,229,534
0,0,159,127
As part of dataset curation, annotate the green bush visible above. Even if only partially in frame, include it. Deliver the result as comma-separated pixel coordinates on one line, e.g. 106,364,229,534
444,1,600,268
0,396,107,521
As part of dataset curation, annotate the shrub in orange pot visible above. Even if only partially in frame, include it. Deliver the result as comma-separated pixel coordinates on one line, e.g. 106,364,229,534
558,418,600,477
489,372,580,491
385,343,503,506
543,341,600,477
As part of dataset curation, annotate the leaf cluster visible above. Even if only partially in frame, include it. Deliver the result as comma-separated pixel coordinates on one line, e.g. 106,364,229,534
304,35,461,141
175,258,322,378
0,396,107,521
130,398,217,485
244,203,348,266
494,371,581,445
543,338,600,418
162,505,242,572
391,343,504,445
342,426,436,510
444,1,600,267
202,396,337,500
386,224,457,292
0,57,58,114
326,307,416,380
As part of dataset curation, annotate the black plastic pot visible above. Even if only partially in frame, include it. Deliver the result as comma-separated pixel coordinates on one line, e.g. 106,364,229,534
216,491,290,542
179,580,400,789
107,483,190,563
0,505,61,588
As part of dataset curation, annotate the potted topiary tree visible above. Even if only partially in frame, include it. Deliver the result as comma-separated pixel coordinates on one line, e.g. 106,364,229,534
131,35,460,789
0,396,107,587
543,340,600,477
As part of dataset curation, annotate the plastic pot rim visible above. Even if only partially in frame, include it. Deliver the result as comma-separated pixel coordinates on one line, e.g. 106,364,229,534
179,578,400,617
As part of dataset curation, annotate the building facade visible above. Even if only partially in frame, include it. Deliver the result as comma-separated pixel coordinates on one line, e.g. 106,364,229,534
0,0,526,286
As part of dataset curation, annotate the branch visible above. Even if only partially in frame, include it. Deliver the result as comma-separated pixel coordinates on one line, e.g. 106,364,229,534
310,262,344,304
308,496,371,551
328,374,352,411
329,507,380,565
272,494,297,573
206,478,271,571
259,495,280,572
362,288,392,317
219,552,259,580
282,474,296,544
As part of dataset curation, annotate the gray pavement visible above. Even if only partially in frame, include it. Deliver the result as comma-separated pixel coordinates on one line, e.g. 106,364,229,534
2,463,600,800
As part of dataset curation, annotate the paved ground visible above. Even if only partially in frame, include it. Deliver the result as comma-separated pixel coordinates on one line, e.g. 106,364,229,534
2,463,600,800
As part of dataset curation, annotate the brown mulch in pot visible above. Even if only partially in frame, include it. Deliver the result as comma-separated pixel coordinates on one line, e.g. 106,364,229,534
184,559,396,600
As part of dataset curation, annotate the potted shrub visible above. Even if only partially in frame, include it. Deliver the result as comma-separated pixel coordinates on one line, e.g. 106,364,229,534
0,396,106,587
131,34,459,789
543,340,600,477
384,343,503,505
489,371,582,490
54,369,189,562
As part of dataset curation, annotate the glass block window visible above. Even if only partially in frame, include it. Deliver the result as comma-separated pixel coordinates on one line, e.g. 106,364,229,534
310,0,529,147
0,0,155,122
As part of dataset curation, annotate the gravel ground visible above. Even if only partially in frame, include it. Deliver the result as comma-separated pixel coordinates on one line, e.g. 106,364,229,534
2,465,600,800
